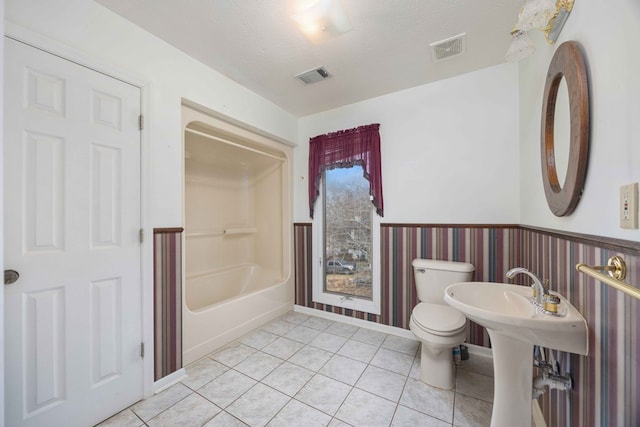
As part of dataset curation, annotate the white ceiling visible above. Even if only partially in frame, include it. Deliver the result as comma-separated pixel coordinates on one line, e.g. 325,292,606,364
96,0,521,117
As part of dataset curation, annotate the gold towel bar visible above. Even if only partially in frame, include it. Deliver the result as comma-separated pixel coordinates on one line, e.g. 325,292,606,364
576,256,640,301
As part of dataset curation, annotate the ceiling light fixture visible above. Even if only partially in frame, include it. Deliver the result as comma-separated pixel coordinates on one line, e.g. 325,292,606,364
505,0,574,62
292,0,353,44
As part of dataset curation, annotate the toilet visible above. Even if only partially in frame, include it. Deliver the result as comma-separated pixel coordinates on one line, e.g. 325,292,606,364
409,259,474,390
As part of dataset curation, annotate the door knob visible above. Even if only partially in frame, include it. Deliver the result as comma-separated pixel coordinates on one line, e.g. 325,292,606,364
4,270,19,285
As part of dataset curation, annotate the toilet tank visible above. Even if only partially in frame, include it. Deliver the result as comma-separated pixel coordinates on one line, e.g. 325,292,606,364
412,259,475,304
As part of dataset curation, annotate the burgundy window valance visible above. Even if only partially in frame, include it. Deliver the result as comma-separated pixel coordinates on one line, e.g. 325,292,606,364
308,123,384,218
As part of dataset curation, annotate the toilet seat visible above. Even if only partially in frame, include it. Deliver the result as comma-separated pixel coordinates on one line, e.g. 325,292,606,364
411,302,466,336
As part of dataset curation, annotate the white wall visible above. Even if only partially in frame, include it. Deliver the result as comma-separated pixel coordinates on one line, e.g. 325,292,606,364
1,0,5,421
6,0,298,228
295,63,520,224
518,0,640,240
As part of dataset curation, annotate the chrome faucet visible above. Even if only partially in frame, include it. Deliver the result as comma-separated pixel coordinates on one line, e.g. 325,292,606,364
506,267,547,306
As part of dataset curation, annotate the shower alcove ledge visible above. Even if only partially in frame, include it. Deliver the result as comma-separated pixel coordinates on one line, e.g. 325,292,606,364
181,103,295,365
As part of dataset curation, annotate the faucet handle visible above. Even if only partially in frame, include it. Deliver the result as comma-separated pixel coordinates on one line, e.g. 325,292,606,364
531,278,549,306
532,284,541,300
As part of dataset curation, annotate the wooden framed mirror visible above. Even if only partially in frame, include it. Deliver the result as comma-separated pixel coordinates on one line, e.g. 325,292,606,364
540,41,590,216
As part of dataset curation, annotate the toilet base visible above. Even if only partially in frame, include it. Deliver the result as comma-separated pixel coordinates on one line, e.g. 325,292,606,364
418,342,456,390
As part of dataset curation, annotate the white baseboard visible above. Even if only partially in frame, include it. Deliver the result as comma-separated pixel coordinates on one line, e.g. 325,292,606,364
153,368,186,394
464,342,493,358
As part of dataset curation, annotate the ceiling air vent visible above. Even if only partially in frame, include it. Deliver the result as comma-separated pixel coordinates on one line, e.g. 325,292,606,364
295,66,331,84
430,33,466,62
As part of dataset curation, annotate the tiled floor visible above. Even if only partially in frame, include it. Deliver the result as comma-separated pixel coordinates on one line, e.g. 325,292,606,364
98,311,495,427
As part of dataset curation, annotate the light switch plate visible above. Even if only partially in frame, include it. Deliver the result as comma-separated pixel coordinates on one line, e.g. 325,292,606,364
620,183,638,229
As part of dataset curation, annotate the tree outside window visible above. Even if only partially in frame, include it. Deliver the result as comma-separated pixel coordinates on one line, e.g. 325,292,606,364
323,166,372,299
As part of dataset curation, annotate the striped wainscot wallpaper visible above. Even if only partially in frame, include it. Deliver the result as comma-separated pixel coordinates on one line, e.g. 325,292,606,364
153,228,183,381
293,223,640,427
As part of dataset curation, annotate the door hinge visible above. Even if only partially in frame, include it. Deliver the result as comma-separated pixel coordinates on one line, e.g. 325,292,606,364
141,342,145,359
138,114,144,130
139,228,144,243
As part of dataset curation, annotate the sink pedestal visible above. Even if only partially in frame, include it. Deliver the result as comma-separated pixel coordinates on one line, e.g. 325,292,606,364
488,331,534,427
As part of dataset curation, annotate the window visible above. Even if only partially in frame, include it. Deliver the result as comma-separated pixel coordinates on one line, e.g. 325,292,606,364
313,166,381,314
308,124,383,314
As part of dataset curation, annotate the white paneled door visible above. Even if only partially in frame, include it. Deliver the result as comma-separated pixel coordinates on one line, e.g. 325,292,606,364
4,38,143,426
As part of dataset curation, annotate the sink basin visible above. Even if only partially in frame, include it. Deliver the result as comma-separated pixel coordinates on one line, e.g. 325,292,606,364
445,282,588,355
444,282,588,427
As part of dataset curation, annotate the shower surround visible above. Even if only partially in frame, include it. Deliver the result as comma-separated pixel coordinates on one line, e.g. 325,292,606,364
181,105,294,365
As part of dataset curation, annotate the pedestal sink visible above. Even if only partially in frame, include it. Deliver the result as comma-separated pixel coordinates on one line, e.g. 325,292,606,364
444,282,588,427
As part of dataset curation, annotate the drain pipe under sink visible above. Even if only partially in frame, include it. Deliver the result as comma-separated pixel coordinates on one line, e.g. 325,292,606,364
532,370,573,399
532,346,573,399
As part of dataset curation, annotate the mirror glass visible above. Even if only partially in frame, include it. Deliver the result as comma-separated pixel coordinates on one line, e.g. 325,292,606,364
553,77,570,184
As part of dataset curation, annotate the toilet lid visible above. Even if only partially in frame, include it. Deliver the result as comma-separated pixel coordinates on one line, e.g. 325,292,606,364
412,303,466,335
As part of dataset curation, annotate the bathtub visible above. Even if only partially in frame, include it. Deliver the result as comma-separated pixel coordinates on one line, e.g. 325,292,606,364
182,105,293,365
185,263,282,311
182,263,292,365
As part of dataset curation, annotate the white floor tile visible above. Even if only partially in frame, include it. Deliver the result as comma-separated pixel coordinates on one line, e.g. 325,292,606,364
309,332,348,353
295,374,352,416
351,328,387,346
453,393,493,427
198,370,256,409
130,383,193,422
262,337,305,360
455,369,494,403
355,365,407,402
284,325,322,344
325,322,358,338
182,357,228,391
226,383,290,427
370,347,414,376
262,362,314,396
409,355,421,379
381,335,420,357
337,339,379,363
288,346,333,371
267,399,332,427
147,393,220,427
234,351,282,381
328,418,353,427
391,405,450,427
97,408,144,427
261,319,298,336
280,312,310,324
211,343,257,367
240,330,280,350
334,388,396,427
204,411,249,426
458,353,494,378
302,316,334,331
399,377,454,423
319,354,367,386
112,311,496,427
